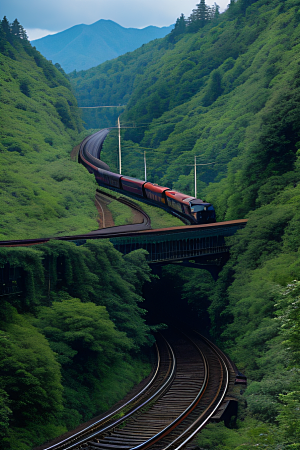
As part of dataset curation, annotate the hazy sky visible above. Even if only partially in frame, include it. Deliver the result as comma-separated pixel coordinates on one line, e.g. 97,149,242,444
1,0,230,40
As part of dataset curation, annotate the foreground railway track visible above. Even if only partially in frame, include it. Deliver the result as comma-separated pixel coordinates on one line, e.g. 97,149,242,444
39,330,242,450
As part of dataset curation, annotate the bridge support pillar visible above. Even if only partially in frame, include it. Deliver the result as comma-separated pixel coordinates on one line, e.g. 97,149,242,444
149,253,229,280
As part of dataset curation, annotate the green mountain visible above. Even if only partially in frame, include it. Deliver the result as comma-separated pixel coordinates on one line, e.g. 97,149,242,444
71,0,300,210
0,17,101,240
70,0,300,447
32,20,174,73
1,1,300,448
0,19,155,450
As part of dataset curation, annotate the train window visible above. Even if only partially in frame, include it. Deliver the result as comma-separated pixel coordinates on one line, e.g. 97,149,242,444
146,190,163,203
191,205,206,212
169,199,182,212
183,205,190,215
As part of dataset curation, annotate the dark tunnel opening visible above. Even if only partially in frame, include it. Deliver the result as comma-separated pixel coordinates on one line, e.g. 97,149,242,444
142,263,214,334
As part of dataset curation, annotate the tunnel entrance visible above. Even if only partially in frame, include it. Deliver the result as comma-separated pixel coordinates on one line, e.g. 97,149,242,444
142,263,215,333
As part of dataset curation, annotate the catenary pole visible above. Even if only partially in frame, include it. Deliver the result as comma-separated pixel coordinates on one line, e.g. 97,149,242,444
194,155,197,198
118,116,122,174
144,151,147,182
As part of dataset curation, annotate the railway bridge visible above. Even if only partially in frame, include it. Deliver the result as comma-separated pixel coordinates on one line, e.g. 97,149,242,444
110,219,247,279
0,220,247,294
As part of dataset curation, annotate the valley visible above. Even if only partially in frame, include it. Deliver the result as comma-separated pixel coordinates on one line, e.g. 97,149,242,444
0,0,300,448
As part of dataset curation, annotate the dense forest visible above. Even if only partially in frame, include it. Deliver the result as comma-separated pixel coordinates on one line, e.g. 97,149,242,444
0,18,156,449
0,241,154,449
70,0,300,447
0,17,101,240
1,0,300,448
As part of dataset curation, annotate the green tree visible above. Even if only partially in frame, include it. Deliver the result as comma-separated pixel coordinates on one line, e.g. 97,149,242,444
168,14,186,42
35,297,134,421
197,0,208,28
203,70,223,106
213,3,220,19
0,308,63,429
0,389,11,441
11,19,21,39
188,0,210,32
55,98,74,129
36,297,133,374
1,16,11,37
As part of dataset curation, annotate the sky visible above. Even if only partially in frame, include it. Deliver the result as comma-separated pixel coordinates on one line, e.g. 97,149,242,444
1,0,230,40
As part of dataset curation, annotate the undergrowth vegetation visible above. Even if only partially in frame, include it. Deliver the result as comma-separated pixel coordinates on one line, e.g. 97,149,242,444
0,241,154,449
0,18,99,240
2,0,300,448
69,0,300,446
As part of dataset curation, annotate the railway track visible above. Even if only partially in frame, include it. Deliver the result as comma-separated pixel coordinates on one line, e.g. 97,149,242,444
0,189,153,248
93,188,152,231
39,330,241,450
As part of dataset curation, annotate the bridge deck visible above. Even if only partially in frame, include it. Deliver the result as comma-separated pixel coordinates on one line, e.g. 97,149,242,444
110,219,247,263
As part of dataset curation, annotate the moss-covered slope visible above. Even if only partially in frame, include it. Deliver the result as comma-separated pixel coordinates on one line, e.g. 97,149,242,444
71,0,300,220
0,19,99,240
70,1,300,447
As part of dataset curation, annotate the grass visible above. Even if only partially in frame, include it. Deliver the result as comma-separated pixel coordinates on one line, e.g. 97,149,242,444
107,200,134,226
96,185,184,229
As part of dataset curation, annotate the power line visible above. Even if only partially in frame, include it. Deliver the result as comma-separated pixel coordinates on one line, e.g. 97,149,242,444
79,105,127,108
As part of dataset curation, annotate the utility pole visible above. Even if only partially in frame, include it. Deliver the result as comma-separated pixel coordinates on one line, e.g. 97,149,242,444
118,116,122,174
144,151,147,182
194,155,197,199
187,157,214,198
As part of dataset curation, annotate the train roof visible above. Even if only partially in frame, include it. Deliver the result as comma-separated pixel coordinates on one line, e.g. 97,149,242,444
121,176,146,187
165,190,211,205
190,199,211,206
165,190,195,202
144,183,170,194
97,168,123,179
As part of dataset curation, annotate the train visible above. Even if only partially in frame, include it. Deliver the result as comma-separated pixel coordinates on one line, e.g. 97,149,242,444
79,132,216,225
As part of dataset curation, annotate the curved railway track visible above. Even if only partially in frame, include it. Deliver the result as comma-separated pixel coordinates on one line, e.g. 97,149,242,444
91,188,152,233
0,130,247,248
38,330,241,450
0,187,153,248
1,130,246,449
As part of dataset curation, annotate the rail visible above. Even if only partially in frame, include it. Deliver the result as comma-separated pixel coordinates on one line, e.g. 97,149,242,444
39,335,175,450
56,330,235,450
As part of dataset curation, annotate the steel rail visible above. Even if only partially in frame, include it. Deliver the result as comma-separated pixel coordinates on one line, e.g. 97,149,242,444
127,332,210,450
93,189,152,230
41,341,162,450
128,332,229,450
162,332,230,450
45,336,176,450
82,331,227,450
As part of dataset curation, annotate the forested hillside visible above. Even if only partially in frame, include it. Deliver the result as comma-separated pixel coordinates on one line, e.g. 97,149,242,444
0,18,158,450
2,0,300,447
71,0,300,205
71,0,300,447
0,241,153,449
0,17,99,240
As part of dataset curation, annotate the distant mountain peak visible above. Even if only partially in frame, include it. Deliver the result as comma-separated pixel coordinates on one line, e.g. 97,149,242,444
32,19,174,73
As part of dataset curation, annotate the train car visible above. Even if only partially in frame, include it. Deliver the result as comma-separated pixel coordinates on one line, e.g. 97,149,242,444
165,191,194,215
165,190,216,223
189,199,216,223
80,130,217,225
144,183,170,204
120,176,146,197
96,168,122,188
